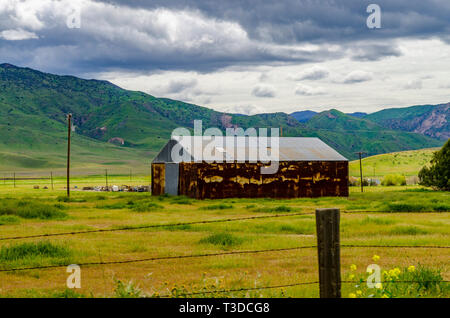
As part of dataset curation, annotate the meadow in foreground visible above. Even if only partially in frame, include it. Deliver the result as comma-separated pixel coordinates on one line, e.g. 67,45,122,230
0,184,448,298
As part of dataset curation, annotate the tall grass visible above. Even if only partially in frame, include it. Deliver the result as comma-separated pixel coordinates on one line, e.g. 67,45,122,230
381,174,406,186
200,204,234,210
252,205,293,213
199,233,244,248
130,200,163,212
0,241,72,262
0,215,21,225
0,199,67,219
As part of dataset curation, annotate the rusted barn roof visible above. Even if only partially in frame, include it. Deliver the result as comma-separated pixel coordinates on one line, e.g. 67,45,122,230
152,136,347,163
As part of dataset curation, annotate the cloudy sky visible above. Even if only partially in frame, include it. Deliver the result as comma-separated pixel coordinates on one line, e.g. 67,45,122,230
1,0,449,114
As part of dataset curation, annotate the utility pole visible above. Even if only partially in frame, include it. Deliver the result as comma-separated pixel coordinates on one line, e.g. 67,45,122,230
67,113,72,197
355,152,367,193
105,169,108,191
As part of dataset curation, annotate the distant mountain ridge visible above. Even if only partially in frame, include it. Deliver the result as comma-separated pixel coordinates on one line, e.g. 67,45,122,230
289,104,449,141
0,63,444,168
365,103,450,140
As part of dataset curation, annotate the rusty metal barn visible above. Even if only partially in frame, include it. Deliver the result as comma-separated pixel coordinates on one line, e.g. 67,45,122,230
151,136,348,199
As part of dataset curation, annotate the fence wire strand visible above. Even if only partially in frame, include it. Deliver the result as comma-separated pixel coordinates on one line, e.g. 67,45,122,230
0,245,318,272
0,212,315,241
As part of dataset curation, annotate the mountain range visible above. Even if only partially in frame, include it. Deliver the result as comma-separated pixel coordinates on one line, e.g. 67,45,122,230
0,63,447,171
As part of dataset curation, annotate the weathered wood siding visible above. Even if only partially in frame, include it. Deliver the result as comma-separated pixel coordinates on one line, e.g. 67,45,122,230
178,161,348,199
151,163,165,195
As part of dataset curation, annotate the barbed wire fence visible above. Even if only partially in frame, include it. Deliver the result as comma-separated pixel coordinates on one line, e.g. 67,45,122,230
0,209,448,298
0,170,152,191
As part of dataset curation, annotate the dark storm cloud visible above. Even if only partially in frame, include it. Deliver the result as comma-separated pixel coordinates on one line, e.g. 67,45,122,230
0,0,449,75
98,0,450,43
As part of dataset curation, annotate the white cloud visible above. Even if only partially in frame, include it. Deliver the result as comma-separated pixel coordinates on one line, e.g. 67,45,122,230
342,70,373,84
404,79,423,89
0,28,38,40
222,104,263,115
289,65,329,81
294,84,326,96
252,84,276,98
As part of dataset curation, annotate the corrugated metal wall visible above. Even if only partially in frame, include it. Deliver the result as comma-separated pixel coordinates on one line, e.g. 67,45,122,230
176,161,348,199
151,163,165,195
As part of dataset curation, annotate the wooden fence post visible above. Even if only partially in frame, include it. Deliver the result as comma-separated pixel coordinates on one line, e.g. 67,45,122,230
315,208,341,298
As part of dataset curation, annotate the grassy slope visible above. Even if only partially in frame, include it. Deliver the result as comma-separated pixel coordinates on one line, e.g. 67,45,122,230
349,148,439,177
365,105,435,122
289,110,442,160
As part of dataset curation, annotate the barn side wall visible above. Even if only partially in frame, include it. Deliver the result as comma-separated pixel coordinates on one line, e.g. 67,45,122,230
179,161,348,199
151,163,165,195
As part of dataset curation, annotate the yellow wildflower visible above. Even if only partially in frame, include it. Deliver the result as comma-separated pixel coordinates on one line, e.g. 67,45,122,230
348,293,356,298
349,274,355,280
375,283,383,289
408,265,416,272
381,294,389,298
372,254,380,262
350,264,357,271
356,290,362,296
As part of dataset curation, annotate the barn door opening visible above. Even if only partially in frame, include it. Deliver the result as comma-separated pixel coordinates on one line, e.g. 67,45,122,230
164,163,179,195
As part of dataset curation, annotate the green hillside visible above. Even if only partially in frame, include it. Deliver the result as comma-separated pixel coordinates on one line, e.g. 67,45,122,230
287,110,442,159
349,148,439,177
366,103,450,140
0,63,444,172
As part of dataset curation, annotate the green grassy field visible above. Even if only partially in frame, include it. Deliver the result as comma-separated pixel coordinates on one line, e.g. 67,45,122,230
0,184,448,298
349,148,439,177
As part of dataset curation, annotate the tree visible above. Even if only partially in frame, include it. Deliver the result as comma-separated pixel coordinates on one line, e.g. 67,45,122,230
419,140,450,191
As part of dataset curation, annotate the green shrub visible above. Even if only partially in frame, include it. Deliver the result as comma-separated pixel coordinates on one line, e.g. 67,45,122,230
360,216,396,225
432,204,450,212
0,200,67,219
385,203,429,212
56,196,86,203
95,202,127,209
252,205,293,213
381,174,406,186
131,201,163,212
0,215,21,225
169,196,192,205
419,140,450,191
0,241,72,262
200,204,233,210
199,233,244,248
389,226,429,235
